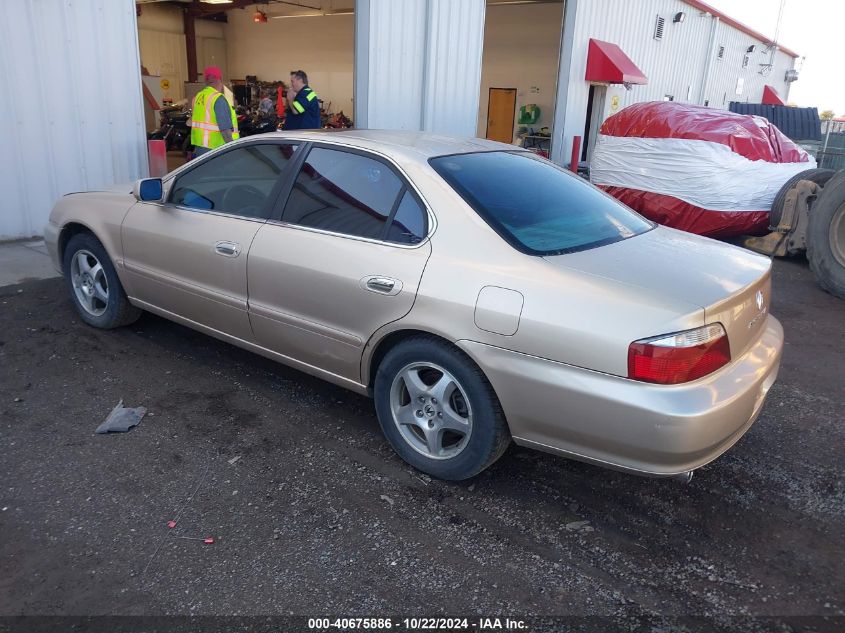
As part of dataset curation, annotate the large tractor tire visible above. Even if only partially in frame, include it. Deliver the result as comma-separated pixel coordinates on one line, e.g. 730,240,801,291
770,168,835,228
807,179,845,300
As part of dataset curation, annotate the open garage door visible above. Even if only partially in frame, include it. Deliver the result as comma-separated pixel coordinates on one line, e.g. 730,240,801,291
479,0,563,157
136,0,355,170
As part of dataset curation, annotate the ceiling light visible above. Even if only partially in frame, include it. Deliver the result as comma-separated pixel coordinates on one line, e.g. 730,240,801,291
270,10,354,18
201,0,233,4
270,13,321,18
253,10,268,22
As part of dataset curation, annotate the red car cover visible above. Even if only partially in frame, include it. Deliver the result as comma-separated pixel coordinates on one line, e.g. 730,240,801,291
590,101,814,237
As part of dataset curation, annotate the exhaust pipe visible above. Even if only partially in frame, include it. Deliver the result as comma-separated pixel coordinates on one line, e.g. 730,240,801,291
669,470,694,484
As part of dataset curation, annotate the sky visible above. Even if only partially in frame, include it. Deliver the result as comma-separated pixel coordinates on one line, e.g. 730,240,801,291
705,0,844,114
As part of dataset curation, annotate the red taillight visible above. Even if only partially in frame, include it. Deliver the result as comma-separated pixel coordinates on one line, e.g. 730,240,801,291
628,324,731,385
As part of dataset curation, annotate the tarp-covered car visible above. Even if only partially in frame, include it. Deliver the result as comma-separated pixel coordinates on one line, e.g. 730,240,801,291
591,101,815,237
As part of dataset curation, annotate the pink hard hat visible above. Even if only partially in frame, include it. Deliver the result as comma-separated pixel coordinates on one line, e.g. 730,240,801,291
203,66,222,80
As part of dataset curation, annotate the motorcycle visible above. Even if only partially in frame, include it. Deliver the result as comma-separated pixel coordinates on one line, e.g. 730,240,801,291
237,107,279,137
148,106,192,154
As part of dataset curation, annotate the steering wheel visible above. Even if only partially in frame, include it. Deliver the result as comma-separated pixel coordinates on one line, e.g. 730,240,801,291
221,184,265,217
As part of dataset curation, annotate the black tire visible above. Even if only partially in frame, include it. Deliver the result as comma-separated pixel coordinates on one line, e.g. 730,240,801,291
770,168,835,228
62,232,142,329
807,185,845,300
373,336,511,481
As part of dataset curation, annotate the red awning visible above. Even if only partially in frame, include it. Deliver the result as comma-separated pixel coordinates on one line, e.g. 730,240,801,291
762,85,786,106
585,38,648,85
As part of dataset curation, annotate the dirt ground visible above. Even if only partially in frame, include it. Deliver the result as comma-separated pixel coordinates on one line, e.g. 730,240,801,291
0,255,843,632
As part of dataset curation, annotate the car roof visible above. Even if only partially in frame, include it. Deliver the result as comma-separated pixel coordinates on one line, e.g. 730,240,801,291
256,129,523,162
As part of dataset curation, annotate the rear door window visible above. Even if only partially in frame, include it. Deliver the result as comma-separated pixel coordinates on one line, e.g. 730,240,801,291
386,191,427,245
281,147,428,244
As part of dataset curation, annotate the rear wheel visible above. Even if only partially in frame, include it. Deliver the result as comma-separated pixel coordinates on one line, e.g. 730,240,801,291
374,336,510,480
63,232,141,328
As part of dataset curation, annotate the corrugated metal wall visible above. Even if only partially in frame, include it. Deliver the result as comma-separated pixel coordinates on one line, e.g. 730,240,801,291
0,0,147,240
729,103,822,141
552,0,797,164
421,0,485,136
705,18,794,110
356,0,427,131
355,0,485,136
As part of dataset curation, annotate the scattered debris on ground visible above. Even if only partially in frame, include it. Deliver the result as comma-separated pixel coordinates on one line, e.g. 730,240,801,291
94,399,147,434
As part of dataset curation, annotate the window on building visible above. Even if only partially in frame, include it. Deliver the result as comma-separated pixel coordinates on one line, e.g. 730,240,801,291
654,15,665,40
663,95,674,101
717,45,725,60
742,55,749,68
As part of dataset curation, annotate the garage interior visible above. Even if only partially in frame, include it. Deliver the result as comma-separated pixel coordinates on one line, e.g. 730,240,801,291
136,0,564,168
479,0,563,156
137,0,356,170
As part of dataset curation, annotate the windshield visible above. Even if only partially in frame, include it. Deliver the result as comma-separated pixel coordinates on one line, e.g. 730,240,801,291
429,151,653,255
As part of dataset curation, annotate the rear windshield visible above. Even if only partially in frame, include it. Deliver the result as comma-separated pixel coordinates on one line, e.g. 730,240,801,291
429,151,653,255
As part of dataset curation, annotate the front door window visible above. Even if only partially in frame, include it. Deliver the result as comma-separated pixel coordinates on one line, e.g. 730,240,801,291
169,144,299,218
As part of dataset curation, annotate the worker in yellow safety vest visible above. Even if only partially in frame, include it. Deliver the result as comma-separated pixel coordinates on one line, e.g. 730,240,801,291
190,66,239,157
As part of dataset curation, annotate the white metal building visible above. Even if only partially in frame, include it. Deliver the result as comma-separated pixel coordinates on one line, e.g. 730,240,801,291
0,1,147,241
0,0,799,240
551,0,798,163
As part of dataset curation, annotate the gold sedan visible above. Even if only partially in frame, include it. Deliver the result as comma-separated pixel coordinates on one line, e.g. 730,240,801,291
44,130,783,481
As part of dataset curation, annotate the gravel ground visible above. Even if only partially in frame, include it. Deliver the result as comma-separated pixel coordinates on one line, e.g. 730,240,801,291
0,256,843,632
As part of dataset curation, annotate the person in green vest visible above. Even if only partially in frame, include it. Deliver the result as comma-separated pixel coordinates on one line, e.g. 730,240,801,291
190,66,239,158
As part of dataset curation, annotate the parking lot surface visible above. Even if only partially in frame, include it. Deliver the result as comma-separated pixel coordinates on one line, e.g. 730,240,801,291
0,257,843,631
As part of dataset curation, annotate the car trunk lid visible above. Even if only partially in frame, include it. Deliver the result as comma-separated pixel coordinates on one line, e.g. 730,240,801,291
543,226,773,360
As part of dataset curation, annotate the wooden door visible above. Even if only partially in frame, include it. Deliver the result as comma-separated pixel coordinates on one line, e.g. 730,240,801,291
486,88,517,143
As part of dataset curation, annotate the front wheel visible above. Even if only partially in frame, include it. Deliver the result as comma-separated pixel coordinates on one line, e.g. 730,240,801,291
374,336,510,480
63,232,142,329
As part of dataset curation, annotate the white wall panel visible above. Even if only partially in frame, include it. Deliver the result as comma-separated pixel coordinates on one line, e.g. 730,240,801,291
422,0,485,136
356,0,485,136
0,0,147,240
705,20,794,108
356,0,427,130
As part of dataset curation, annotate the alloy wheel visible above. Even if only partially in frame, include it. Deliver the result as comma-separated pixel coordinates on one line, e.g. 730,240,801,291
389,362,473,460
70,250,109,317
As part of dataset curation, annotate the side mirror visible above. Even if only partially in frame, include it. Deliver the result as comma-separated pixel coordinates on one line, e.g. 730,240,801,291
133,178,163,202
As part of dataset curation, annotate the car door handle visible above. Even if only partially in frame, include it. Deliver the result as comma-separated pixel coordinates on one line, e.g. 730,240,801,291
214,241,241,257
362,276,402,296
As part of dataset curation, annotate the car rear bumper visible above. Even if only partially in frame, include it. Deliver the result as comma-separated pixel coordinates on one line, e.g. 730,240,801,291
458,315,783,477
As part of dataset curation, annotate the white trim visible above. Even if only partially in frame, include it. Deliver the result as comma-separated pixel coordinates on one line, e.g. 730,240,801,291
550,0,578,165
